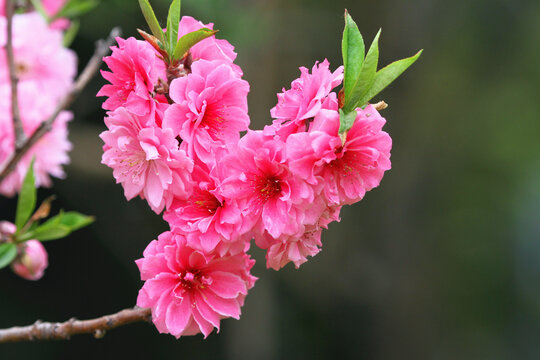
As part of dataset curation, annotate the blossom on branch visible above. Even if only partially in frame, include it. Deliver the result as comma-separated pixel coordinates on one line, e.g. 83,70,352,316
136,231,256,338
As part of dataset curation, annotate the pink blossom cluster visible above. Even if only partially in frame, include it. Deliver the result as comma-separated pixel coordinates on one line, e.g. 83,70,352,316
99,16,391,339
0,10,76,196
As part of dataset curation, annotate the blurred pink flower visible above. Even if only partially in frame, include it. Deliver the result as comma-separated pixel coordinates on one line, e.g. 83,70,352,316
11,240,48,281
136,231,257,338
0,84,72,197
0,13,76,103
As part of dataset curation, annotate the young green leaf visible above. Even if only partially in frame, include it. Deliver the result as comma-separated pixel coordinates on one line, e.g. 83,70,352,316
165,0,181,55
0,243,17,270
29,0,49,21
30,225,71,242
63,19,80,47
341,10,364,102
53,0,99,20
19,211,94,242
15,160,36,231
173,28,217,61
57,211,95,232
357,49,423,106
339,109,357,134
138,0,165,43
343,29,380,113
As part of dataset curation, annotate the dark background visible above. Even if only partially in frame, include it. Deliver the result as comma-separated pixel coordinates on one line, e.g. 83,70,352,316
1,0,539,359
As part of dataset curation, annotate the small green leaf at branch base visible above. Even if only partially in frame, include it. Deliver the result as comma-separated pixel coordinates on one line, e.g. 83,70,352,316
18,211,94,242
29,0,49,21
15,159,36,231
54,0,99,20
342,10,364,101
165,0,181,55
63,19,80,47
339,109,357,135
357,49,423,106
57,212,95,232
343,29,380,113
0,243,17,270
138,0,165,43
173,28,217,62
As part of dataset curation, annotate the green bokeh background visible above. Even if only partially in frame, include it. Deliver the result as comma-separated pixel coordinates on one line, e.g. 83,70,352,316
1,0,539,358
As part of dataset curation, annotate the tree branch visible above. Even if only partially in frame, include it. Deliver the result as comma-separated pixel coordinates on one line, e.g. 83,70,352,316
0,26,122,185
0,307,152,342
5,0,25,148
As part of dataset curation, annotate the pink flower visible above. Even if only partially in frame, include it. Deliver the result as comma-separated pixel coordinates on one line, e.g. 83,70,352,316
100,108,193,213
136,231,257,338
0,13,76,103
256,198,341,270
98,37,166,117
42,0,68,16
287,105,392,206
221,130,313,239
163,163,246,255
178,16,239,69
264,225,323,270
163,59,250,163
265,60,343,138
11,240,48,281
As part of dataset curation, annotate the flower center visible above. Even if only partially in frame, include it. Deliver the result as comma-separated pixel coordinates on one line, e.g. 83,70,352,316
256,175,282,202
194,192,222,215
329,150,361,177
200,103,226,136
177,269,210,291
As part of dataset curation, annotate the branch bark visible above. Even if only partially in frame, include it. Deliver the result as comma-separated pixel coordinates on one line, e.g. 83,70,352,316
5,0,25,148
0,307,152,342
0,26,122,185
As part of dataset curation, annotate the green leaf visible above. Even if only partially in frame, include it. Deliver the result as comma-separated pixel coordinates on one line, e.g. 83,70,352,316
29,0,49,21
165,0,181,55
28,225,71,242
173,28,217,61
342,10,364,101
56,211,95,232
15,160,36,231
339,109,357,134
138,0,164,43
19,211,94,242
343,29,380,113
54,0,99,20
63,19,80,47
357,49,423,106
0,243,17,270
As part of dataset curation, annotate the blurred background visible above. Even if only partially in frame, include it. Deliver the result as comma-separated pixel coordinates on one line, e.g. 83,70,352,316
1,0,539,358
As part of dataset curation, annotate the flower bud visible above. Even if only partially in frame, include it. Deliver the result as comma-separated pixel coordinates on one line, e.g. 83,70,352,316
0,221,16,237
11,240,48,281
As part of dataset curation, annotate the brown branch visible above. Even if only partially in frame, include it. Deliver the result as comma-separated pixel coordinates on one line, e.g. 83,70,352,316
0,26,122,185
0,307,152,342
5,0,25,148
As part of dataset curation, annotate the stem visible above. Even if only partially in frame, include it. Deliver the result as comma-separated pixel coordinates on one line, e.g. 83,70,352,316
0,307,152,342
5,0,26,148
0,27,122,185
